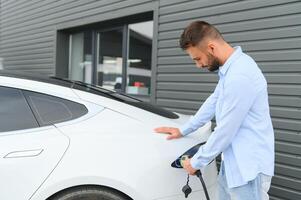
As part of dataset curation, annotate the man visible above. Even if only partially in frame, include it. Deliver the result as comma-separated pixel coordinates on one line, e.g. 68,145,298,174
155,21,274,200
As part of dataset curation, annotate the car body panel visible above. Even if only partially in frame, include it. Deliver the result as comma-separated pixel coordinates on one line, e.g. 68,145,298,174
0,73,218,200
31,108,216,200
0,126,69,200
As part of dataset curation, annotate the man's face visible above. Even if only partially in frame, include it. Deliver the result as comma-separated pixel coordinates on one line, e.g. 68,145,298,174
186,46,220,72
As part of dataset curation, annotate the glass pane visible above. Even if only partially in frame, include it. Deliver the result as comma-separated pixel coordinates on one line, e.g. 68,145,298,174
69,31,92,84
97,29,123,91
127,21,153,96
24,91,88,126
0,87,39,132
0,57,3,69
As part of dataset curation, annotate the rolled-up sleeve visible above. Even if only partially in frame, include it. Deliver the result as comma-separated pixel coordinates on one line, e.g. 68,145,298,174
190,75,257,169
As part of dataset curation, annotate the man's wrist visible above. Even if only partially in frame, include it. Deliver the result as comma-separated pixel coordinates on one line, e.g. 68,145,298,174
190,155,201,169
180,127,193,136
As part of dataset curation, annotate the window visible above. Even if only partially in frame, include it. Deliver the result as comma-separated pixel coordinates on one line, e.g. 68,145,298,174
0,86,39,132
96,20,153,96
61,13,154,97
126,21,153,96
23,91,88,126
97,28,124,91
69,31,93,84
0,57,3,69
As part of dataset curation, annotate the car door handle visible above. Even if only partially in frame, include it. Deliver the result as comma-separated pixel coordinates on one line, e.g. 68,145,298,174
4,149,44,158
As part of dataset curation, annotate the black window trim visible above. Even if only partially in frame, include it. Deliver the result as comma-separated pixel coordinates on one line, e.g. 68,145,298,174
21,89,41,127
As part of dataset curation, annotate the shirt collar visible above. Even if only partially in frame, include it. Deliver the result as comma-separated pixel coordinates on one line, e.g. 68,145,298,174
218,46,242,77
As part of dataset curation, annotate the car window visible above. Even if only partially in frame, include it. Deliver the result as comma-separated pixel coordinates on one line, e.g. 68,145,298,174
0,86,39,132
23,91,88,126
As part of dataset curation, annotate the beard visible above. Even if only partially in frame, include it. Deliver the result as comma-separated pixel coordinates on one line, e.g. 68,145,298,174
204,53,221,72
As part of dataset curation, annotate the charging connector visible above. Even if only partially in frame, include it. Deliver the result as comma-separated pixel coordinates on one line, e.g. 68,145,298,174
180,155,210,200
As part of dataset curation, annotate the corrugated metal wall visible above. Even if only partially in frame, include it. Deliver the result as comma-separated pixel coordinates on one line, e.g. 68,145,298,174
0,0,300,199
0,0,154,75
156,0,301,200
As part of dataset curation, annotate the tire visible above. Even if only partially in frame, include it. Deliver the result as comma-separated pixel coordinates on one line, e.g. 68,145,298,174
50,186,131,200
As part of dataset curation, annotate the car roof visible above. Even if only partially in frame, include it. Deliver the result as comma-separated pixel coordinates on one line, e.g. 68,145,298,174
0,70,73,87
0,70,122,96
0,70,179,119
0,70,132,100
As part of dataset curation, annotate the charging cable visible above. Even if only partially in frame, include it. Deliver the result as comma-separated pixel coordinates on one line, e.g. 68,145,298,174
180,155,210,200
195,170,210,200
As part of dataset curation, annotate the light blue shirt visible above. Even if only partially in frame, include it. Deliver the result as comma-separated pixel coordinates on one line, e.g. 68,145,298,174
180,46,274,188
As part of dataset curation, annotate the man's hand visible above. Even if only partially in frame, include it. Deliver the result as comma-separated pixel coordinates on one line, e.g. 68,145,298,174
182,158,197,175
154,127,182,140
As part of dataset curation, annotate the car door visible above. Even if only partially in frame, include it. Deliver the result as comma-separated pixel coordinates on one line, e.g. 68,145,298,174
0,86,70,200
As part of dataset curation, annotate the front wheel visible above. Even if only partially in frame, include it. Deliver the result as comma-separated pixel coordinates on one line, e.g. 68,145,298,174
49,186,131,200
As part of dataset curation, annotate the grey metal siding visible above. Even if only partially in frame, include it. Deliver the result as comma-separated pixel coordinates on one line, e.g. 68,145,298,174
0,0,154,75
156,0,301,199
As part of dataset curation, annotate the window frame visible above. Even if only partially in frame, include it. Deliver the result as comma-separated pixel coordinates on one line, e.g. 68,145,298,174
93,20,153,96
94,25,126,92
56,9,158,103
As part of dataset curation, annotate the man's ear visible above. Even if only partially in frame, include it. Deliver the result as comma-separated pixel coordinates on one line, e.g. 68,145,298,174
207,42,215,54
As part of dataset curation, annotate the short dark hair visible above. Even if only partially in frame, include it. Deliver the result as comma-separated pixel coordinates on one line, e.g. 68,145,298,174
179,21,223,50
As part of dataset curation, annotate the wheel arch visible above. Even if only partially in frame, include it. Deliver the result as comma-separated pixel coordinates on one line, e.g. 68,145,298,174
31,175,144,200
46,184,133,200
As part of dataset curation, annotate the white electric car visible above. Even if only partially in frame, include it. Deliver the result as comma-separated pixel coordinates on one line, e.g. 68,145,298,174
0,70,218,200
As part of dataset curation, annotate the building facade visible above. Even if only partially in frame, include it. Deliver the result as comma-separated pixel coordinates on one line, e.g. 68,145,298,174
0,0,300,199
